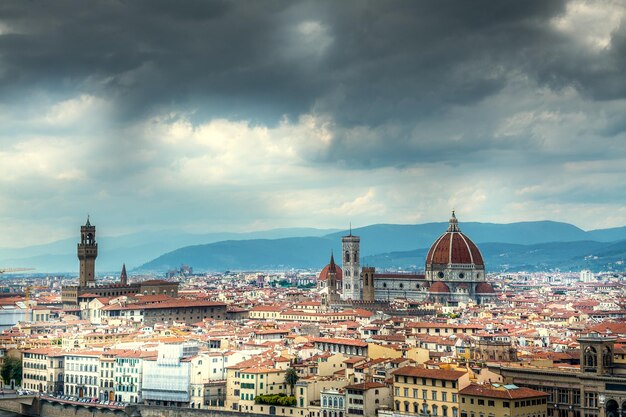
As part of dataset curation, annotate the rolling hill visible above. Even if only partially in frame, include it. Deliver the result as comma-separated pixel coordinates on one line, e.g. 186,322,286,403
140,222,626,273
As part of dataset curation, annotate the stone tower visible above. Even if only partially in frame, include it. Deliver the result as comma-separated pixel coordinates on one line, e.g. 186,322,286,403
342,228,361,300
77,216,98,288
362,266,375,302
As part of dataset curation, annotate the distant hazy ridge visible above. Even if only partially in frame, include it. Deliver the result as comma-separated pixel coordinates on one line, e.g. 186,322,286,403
1,221,624,274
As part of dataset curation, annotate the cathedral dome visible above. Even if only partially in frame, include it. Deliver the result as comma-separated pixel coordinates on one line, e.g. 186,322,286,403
426,211,484,267
429,281,451,293
318,263,343,282
475,282,495,294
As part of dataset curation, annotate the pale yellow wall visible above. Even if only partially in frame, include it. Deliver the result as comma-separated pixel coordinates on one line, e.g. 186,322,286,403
368,343,403,360
406,347,429,364
317,353,348,377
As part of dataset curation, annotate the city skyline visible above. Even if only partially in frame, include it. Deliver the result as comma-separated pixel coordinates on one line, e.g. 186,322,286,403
1,0,626,247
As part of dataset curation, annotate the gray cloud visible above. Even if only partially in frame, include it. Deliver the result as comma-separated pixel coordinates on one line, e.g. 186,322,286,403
1,0,626,246
0,0,575,124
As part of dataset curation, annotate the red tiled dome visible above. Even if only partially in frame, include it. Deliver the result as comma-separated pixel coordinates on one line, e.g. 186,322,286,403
429,281,451,293
426,212,484,266
318,263,343,282
475,282,495,294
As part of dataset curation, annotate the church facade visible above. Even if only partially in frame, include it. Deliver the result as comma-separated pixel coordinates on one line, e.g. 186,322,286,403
318,212,496,306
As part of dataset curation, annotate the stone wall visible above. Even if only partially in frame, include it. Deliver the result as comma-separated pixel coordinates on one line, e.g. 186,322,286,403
136,405,266,417
1,398,273,417
39,401,127,417
0,397,33,415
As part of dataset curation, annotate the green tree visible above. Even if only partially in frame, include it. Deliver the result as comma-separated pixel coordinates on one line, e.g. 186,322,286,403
284,367,299,395
1,356,22,386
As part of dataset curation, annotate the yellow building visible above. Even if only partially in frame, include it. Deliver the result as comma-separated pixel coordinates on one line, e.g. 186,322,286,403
367,343,403,360
405,348,430,365
22,347,63,393
230,367,288,412
458,383,547,417
392,366,470,417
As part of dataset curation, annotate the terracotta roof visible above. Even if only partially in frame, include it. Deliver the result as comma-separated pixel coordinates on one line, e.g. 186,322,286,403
140,299,227,310
344,382,387,390
459,384,547,399
425,214,483,266
475,282,496,294
312,337,368,347
429,281,451,293
392,366,467,381
319,263,343,282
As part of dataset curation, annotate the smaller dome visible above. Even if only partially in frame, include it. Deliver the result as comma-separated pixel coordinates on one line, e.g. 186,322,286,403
318,264,343,282
475,282,496,294
429,281,451,293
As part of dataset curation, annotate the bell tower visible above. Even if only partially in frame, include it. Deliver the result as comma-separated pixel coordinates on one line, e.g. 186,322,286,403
342,225,361,300
78,216,98,288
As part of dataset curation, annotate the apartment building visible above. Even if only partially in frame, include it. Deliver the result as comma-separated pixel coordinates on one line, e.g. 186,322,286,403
22,348,64,393
99,351,116,401
64,351,100,398
345,382,390,417
392,366,471,417
114,350,155,403
458,383,548,417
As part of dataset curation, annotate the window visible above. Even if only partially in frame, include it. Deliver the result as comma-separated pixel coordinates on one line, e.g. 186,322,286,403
584,392,597,408
432,391,437,401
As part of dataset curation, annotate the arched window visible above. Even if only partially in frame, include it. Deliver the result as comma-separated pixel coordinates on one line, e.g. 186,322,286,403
345,251,350,263
603,346,612,368
585,346,597,368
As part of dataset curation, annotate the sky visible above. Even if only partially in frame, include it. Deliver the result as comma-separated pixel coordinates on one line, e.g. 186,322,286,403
1,0,626,247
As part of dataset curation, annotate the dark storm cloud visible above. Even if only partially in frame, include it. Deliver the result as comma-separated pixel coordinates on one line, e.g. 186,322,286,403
0,1,569,118
0,0,624,166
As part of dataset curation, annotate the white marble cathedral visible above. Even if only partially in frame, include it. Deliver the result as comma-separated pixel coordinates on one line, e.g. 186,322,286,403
318,211,496,306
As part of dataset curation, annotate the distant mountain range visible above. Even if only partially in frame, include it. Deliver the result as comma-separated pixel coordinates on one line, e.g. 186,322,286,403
0,227,339,274
138,221,626,273
1,221,625,274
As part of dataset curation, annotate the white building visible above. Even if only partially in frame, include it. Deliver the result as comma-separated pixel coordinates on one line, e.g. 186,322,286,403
64,351,100,399
142,342,198,407
342,233,361,300
580,270,595,282
114,350,155,403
